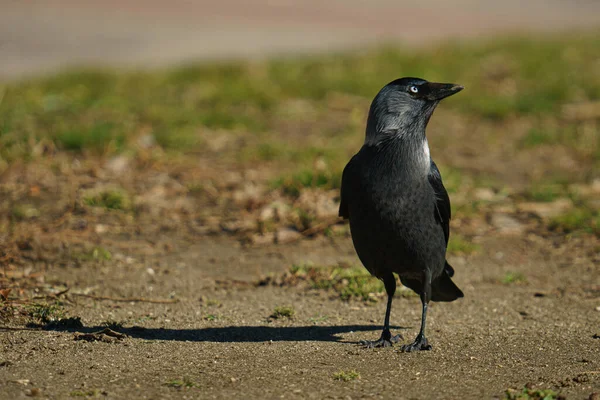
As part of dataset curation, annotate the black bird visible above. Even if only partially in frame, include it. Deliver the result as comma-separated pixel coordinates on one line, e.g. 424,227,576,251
339,77,464,352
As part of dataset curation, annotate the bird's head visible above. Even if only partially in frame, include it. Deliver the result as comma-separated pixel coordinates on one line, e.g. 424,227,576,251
365,77,463,145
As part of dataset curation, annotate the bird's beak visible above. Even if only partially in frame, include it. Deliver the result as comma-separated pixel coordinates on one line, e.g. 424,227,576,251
425,83,464,101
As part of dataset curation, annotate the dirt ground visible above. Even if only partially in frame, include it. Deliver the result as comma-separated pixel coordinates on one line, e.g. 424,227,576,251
1,233,599,399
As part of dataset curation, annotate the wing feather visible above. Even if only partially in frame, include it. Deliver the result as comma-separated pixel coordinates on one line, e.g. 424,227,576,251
428,161,451,246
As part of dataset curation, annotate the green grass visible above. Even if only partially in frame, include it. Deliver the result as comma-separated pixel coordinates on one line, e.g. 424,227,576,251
525,184,565,202
203,314,218,321
101,319,123,330
447,234,480,255
69,389,103,397
270,306,295,319
333,370,360,382
163,377,199,389
73,246,113,262
548,207,600,236
26,302,65,323
324,224,350,238
502,272,527,285
505,387,558,400
272,169,342,197
91,247,112,261
519,128,560,148
83,190,130,210
437,166,465,194
308,315,329,324
55,122,125,152
24,303,82,329
1,32,598,165
517,123,597,154
10,204,40,220
286,263,385,301
255,142,289,161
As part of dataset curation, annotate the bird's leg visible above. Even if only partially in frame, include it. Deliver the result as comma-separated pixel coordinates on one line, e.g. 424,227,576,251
400,300,432,352
402,271,433,352
361,275,402,348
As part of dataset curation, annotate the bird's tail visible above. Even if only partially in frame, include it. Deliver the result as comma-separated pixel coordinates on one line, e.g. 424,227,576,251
431,262,464,302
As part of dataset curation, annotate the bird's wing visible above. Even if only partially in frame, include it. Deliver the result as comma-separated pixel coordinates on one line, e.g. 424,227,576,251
428,160,451,246
338,155,358,219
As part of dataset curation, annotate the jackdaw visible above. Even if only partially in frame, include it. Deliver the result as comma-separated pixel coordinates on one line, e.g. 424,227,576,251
339,77,464,352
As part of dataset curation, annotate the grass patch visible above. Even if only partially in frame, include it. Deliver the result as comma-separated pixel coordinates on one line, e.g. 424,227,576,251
203,314,218,321
10,204,40,220
69,389,103,397
254,142,291,162
55,122,125,152
333,370,360,382
308,315,329,324
548,207,600,236
83,190,130,210
101,319,123,330
437,166,465,194
91,247,112,261
1,32,597,165
291,264,381,300
502,272,527,285
73,247,112,262
163,377,199,389
518,123,595,153
525,184,565,202
26,302,65,323
272,169,342,198
186,182,206,194
447,234,479,255
263,263,386,302
270,306,295,319
452,201,483,219
505,387,558,400
324,224,350,238
519,128,560,148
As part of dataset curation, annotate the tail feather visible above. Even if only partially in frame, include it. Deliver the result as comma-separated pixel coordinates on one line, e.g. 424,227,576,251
431,262,463,302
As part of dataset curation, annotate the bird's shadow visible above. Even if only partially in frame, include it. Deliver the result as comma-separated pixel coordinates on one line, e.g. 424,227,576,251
19,321,407,344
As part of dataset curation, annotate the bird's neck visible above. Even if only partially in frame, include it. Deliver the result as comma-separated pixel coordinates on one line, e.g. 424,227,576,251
370,130,432,179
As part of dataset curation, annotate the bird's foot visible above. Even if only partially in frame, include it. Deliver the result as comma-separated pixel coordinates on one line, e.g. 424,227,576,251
360,331,402,348
400,334,431,352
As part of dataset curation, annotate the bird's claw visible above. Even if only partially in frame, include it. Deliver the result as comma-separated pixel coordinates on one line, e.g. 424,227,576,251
400,335,431,352
360,334,402,349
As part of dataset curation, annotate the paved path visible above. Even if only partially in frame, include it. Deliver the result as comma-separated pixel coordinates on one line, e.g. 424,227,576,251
1,0,599,79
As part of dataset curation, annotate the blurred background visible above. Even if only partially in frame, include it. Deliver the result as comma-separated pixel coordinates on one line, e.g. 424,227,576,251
2,0,600,79
1,0,599,238
1,1,600,398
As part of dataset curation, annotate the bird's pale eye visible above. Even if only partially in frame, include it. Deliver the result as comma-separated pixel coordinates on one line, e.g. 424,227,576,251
409,85,419,94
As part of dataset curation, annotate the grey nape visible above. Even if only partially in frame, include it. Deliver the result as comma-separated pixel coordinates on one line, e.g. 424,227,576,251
339,77,465,352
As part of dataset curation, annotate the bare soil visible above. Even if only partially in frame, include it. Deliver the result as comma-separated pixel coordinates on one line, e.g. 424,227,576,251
1,195,599,399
